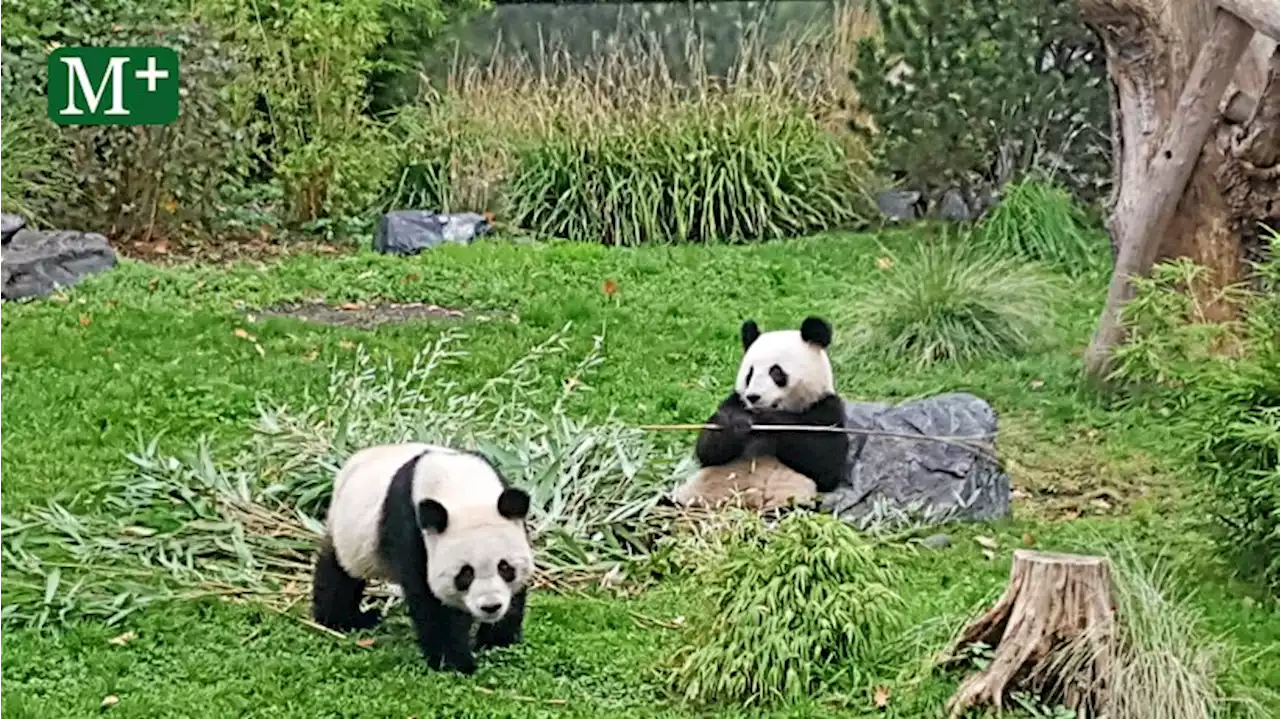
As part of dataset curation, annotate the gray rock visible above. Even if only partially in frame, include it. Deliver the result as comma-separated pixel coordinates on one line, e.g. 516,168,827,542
1,214,25,244
1,229,117,301
373,211,493,256
933,188,972,222
821,392,1010,527
921,533,952,549
875,190,925,222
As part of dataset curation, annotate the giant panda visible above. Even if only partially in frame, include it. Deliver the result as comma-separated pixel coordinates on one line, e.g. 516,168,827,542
312,442,535,675
666,316,849,511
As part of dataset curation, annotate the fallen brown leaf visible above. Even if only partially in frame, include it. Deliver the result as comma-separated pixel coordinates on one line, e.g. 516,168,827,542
79,314,92,327
356,638,376,648
873,684,891,709
876,256,894,271
339,302,364,311
108,631,137,646
402,273,420,283
602,278,619,297
233,328,253,340
101,695,120,708
1022,532,1036,547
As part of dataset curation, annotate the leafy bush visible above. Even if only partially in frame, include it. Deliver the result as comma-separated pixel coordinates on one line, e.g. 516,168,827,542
508,96,875,245
0,0,482,239
853,0,1109,199
841,240,1060,367
668,511,907,707
974,177,1109,274
1111,233,1280,594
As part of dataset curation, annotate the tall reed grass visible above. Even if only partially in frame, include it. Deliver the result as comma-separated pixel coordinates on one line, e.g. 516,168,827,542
385,3,880,244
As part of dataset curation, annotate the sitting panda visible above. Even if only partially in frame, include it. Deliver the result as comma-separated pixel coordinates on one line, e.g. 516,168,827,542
312,442,535,674
667,316,850,511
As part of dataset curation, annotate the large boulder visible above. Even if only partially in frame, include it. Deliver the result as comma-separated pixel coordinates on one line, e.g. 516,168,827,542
822,392,1010,526
1,229,117,301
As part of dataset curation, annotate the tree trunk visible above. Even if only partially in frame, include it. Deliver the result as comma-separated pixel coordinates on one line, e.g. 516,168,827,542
1079,0,1280,383
940,550,1116,718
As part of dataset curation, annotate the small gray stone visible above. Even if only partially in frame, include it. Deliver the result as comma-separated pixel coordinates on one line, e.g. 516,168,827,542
373,211,493,256
1,229,117,301
1,214,26,244
933,188,972,222
875,190,925,222
921,533,952,549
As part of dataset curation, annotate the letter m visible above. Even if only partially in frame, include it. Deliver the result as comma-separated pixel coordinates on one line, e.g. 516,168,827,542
60,56,130,116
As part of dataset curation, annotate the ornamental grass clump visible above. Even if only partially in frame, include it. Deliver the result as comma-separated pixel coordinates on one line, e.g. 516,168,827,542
669,511,908,707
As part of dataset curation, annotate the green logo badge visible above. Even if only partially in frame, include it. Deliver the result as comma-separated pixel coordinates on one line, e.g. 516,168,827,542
47,47,179,126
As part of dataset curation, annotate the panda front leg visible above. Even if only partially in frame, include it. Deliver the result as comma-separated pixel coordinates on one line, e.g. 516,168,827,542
475,589,526,650
403,584,477,675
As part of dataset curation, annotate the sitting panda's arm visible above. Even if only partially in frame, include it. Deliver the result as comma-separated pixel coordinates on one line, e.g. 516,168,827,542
758,394,850,493
695,393,753,467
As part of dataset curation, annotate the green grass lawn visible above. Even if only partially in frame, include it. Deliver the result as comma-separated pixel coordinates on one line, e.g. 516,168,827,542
2,231,1277,718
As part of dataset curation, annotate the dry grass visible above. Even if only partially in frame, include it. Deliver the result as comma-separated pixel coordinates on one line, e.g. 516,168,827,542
389,3,878,219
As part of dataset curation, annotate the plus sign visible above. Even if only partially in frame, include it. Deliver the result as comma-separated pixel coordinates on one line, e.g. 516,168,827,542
134,55,169,93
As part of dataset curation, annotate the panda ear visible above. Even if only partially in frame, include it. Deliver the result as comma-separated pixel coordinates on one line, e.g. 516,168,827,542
740,320,761,351
800,316,832,348
497,487,531,521
417,499,448,533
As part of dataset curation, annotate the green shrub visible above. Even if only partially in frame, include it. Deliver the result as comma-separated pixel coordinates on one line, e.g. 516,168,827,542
975,177,1109,274
853,0,1109,199
506,96,875,245
668,511,907,707
1111,233,1280,594
842,240,1059,367
0,101,67,226
1,0,482,239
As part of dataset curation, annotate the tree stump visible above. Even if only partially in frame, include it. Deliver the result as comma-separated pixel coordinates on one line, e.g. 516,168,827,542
940,550,1116,718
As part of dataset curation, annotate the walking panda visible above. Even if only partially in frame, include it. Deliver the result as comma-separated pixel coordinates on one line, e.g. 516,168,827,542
312,442,534,674
666,316,850,511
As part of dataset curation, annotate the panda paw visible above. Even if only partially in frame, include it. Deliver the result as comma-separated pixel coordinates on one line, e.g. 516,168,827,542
725,411,753,439
438,652,478,675
350,609,382,631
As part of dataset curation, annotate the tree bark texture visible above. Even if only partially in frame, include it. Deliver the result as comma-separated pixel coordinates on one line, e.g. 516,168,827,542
1079,0,1279,382
941,550,1116,718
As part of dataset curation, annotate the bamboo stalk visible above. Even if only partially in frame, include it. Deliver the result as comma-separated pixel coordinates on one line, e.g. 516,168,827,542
637,423,1001,463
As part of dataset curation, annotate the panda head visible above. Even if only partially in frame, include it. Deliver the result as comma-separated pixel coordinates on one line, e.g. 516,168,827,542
735,316,835,412
417,485,534,624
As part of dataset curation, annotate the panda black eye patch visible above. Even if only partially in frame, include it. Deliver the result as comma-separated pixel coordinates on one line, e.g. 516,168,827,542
768,365,788,387
498,559,515,583
744,366,754,385
454,565,475,592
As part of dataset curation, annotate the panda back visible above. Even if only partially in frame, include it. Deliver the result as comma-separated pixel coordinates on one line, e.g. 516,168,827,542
328,442,437,580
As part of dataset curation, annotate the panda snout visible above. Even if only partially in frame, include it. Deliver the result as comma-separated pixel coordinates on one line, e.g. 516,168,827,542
745,393,761,405
480,602,503,616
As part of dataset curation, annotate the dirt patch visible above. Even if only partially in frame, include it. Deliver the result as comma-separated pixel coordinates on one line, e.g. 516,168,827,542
258,300,468,329
998,415,1182,521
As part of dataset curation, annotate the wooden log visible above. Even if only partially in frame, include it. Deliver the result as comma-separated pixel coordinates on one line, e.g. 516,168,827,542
1083,8,1256,380
1219,0,1280,40
941,550,1116,718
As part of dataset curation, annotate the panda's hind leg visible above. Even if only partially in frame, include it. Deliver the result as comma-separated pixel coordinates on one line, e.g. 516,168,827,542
312,539,381,632
475,588,526,650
